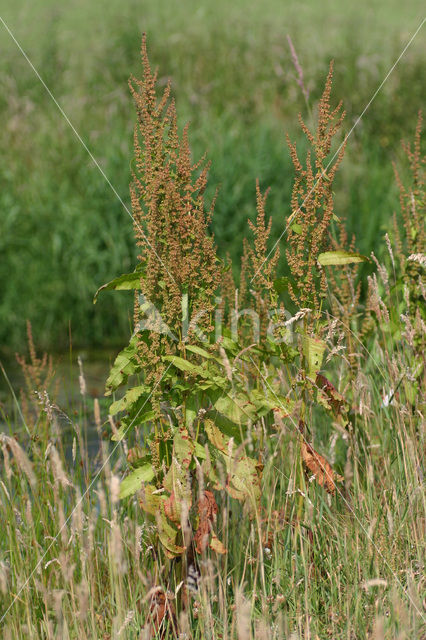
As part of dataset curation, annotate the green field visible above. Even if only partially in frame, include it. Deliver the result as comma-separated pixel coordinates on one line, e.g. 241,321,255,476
0,0,424,352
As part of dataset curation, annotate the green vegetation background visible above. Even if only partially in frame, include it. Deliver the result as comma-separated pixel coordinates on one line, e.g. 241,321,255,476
0,0,424,352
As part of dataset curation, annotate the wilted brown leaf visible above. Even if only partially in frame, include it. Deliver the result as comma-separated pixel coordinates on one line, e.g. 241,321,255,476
300,433,343,495
315,373,347,416
194,490,223,553
147,587,178,639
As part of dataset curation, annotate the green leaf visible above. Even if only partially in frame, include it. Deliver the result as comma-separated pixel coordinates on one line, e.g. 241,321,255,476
93,270,143,303
249,388,293,417
184,344,217,360
173,428,194,468
302,335,327,376
318,250,369,266
139,484,164,515
111,408,155,441
105,335,140,396
224,454,261,507
194,441,207,459
163,355,205,377
157,503,186,558
119,464,155,499
291,222,303,235
109,384,151,416
205,419,229,453
214,392,256,425
274,276,299,295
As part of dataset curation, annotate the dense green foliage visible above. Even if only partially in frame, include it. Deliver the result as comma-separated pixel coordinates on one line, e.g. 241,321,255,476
0,0,424,351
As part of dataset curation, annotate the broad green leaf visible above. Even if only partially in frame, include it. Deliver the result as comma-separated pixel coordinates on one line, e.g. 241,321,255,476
214,392,256,425
126,446,150,468
303,335,326,376
156,503,186,557
184,344,217,360
209,410,243,442
139,484,164,515
93,270,143,303
111,408,155,441
219,335,240,356
184,391,200,429
249,388,293,417
205,419,229,453
162,355,205,377
105,335,139,395
194,441,207,459
291,222,303,235
119,464,155,499
173,428,194,468
224,454,261,507
318,250,369,266
109,384,151,416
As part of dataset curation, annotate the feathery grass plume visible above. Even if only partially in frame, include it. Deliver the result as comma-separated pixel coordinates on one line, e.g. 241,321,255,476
286,62,346,327
392,111,425,260
390,112,425,349
327,223,362,367
129,34,220,383
287,34,309,104
15,320,57,433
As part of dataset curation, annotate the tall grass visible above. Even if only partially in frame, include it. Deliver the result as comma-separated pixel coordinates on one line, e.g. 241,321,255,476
0,321,424,638
0,0,424,351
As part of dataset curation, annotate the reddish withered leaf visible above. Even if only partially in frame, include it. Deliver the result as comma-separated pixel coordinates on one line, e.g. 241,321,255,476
301,440,343,494
299,421,343,494
315,373,346,416
194,490,220,553
147,587,178,639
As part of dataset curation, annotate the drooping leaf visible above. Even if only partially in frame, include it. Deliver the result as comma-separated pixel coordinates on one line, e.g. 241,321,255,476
315,373,347,416
164,491,181,525
298,424,343,494
184,344,219,361
105,335,140,395
302,335,326,377
205,419,229,453
318,250,369,266
210,531,227,554
111,407,156,441
249,388,293,417
214,392,257,425
126,445,150,468
163,431,193,517
223,454,262,508
109,384,151,416
119,464,155,499
173,428,195,468
139,484,164,516
162,355,205,377
194,490,219,553
156,503,186,557
93,270,143,303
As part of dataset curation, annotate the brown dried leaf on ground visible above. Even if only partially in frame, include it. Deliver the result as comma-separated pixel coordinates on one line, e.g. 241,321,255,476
146,587,178,639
